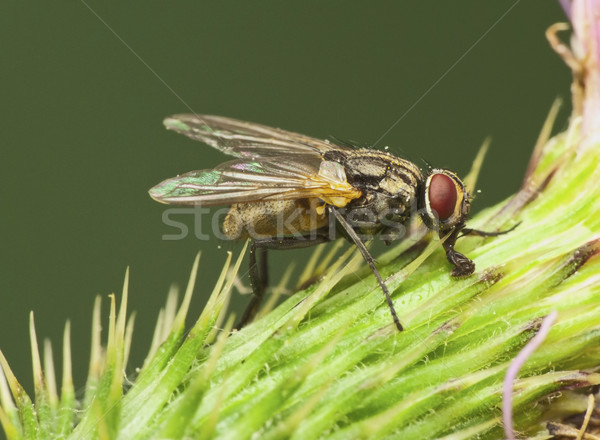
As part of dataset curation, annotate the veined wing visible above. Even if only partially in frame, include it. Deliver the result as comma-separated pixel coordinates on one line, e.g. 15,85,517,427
149,155,361,206
163,114,352,158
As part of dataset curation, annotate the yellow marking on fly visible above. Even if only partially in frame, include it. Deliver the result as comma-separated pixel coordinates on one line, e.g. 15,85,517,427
319,194,357,208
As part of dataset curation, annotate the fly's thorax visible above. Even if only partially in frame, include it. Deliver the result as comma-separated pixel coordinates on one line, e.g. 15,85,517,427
328,149,423,237
418,169,470,233
222,199,329,240
327,149,422,195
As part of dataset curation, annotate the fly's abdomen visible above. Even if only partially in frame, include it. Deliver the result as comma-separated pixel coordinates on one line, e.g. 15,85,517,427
222,198,329,240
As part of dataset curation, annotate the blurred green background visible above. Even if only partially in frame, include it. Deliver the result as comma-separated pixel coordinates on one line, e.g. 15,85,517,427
1,1,569,395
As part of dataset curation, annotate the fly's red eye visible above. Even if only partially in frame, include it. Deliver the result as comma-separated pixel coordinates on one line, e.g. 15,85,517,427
429,173,457,220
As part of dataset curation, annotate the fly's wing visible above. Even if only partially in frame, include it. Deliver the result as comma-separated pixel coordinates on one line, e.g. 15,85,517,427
163,114,352,158
149,155,361,206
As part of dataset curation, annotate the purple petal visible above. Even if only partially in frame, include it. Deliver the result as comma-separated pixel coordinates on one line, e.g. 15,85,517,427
560,0,573,19
502,311,558,440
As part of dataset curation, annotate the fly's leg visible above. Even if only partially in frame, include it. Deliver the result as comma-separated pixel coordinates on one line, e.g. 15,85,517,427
444,222,520,277
244,244,268,326
236,233,331,329
460,222,520,238
237,242,268,328
443,241,476,277
329,207,404,332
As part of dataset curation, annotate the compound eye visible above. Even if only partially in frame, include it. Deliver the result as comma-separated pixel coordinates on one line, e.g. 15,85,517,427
429,173,458,221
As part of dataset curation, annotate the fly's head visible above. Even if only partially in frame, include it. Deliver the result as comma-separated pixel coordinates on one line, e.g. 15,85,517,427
419,169,470,236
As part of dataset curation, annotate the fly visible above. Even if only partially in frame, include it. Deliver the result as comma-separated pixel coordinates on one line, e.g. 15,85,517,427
149,114,517,331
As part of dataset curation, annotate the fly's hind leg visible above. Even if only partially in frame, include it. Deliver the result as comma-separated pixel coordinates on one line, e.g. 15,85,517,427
236,233,331,329
237,243,267,329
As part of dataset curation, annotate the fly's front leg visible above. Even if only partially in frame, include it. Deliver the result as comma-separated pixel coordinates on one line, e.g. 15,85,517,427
236,233,331,329
460,222,520,238
444,242,475,277
442,227,475,277
443,222,520,277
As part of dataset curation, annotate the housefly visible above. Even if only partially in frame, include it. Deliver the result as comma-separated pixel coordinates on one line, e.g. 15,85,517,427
149,114,515,331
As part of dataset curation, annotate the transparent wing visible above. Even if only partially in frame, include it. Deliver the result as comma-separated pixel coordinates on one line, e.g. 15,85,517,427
163,114,352,158
149,155,361,206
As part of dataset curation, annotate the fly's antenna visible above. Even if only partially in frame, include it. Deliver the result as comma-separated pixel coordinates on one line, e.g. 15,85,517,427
329,206,404,332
